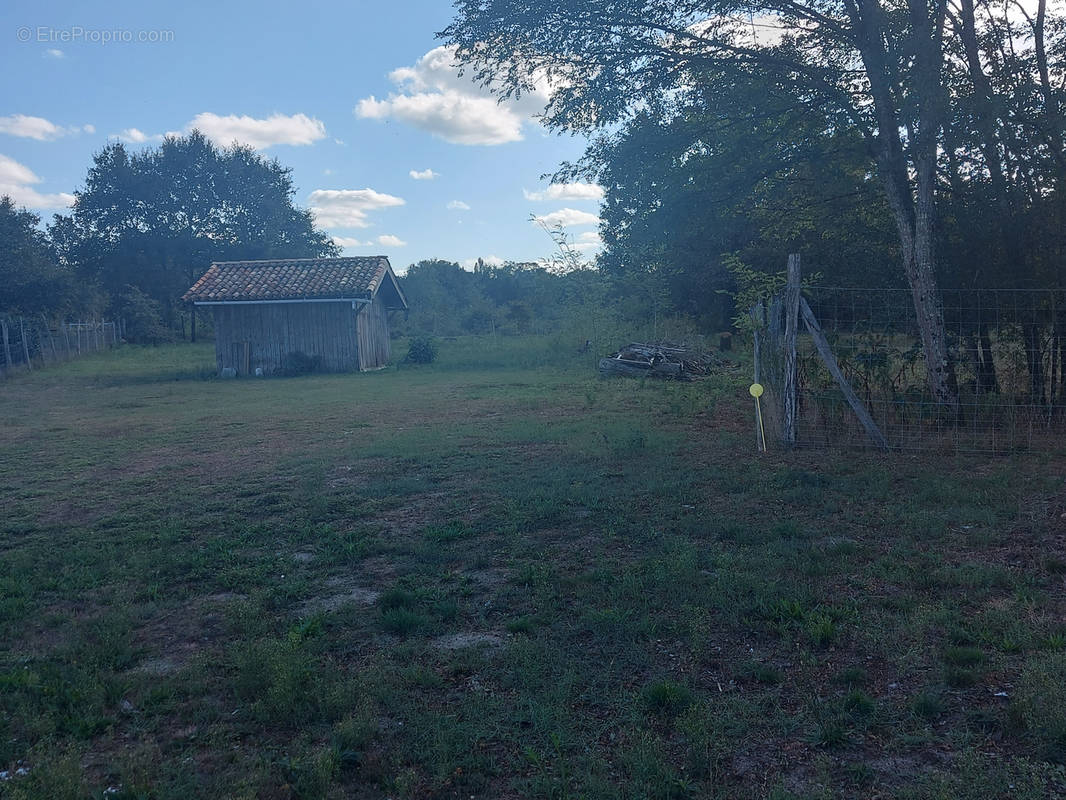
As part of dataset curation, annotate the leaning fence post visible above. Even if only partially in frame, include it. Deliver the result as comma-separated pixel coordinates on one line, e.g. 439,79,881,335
783,254,801,446
800,297,889,451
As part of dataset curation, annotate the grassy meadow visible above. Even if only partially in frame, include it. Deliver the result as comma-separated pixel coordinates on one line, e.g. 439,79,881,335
1,336,1065,799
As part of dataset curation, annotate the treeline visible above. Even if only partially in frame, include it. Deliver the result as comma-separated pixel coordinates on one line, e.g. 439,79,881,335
1,131,336,343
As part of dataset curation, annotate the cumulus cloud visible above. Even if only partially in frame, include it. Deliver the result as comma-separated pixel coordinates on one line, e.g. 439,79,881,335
332,235,371,248
0,114,87,141
524,182,604,202
308,188,405,229
110,113,326,149
447,200,470,211
355,45,551,146
532,208,600,228
187,112,326,149
460,255,506,269
409,168,438,180
116,127,164,144
332,234,407,249
0,154,75,209
44,48,65,58
573,231,604,252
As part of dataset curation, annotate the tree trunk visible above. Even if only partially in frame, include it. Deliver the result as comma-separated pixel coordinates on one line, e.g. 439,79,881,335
852,0,958,407
1023,322,1046,403
978,326,999,394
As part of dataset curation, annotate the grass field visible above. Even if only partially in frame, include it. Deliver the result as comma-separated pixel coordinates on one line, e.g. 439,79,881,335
2,337,1065,799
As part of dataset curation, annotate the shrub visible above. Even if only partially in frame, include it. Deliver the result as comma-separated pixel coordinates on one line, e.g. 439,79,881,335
116,285,172,345
405,336,437,364
280,351,323,376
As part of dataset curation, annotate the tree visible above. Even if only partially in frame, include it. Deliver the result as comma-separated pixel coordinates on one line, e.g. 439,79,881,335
0,197,77,314
562,70,901,330
443,0,1045,403
51,131,337,338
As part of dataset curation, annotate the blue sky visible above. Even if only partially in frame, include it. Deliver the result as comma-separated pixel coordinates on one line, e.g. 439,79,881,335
0,0,604,272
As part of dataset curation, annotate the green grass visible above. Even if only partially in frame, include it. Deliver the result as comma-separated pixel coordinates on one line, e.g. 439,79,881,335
1,338,1065,798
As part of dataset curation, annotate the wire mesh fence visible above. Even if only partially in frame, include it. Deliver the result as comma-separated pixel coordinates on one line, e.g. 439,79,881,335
0,315,121,378
753,286,1066,454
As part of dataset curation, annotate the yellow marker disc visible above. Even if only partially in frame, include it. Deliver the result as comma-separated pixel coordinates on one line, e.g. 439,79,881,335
749,383,764,398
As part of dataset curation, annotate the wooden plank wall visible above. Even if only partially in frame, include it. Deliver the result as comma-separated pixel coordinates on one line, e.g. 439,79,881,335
356,294,391,370
212,302,360,374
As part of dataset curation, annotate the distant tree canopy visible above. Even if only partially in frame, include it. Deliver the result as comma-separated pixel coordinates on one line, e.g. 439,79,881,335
49,131,337,331
397,258,611,337
0,197,78,315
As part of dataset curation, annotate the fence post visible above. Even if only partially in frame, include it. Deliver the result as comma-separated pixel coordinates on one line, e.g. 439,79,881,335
41,314,57,362
783,254,801,446
800,297,889,451
19,317,32,371
1,318,10,372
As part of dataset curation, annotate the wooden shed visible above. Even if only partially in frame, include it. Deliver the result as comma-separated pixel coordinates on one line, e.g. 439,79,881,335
183,256,408,375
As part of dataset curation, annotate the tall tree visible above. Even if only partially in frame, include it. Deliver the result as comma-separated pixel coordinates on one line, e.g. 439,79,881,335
442,0,985,402
0,197,77,315
51,131,337,337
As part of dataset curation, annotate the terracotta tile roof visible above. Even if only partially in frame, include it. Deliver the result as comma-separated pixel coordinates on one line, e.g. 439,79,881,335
182,257,394,303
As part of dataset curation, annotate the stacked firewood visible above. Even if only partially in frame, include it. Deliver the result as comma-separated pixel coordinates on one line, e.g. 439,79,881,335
598,342,726,380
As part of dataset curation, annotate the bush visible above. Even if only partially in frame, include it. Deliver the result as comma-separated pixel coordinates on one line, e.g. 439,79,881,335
280,351,323,376
116,285,172,345
405,336,437,364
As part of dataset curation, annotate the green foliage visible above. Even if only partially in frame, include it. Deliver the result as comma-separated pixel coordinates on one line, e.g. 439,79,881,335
641,680,694,718
405,336,438,364
50,131,337,329
116,285,172,344
280,351,324,376
0,197,79,315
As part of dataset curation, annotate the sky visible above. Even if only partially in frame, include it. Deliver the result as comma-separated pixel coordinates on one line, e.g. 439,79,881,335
0,0,604,272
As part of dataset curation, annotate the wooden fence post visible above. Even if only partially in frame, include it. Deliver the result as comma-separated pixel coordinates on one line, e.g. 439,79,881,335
783,254,801,446
41,314,57,362
1,318,10,372
19,317,32,371
799,297,889,451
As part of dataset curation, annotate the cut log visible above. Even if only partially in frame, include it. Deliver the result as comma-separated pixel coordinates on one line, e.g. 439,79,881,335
599,357,686,379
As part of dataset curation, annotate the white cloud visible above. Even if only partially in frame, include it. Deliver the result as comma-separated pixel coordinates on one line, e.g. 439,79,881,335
447,200,470,211
355,45,552,146
524,182,604,202
460,255,506,269
44,48,64,59
83,124,95,134
0,154,75,209
409,168,438,180
577,231,602,244
0,114,87,141
532,208,601,228
116,127,164,144
308,187,405,229
333,234,407,249
332,235,371,248
187,112,327,149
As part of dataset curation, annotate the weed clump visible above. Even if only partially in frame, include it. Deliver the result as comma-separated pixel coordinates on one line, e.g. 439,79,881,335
642,680,694,718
